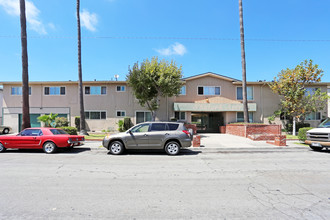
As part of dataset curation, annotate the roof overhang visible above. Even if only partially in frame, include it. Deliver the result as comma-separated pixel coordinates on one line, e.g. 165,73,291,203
174,102,257,112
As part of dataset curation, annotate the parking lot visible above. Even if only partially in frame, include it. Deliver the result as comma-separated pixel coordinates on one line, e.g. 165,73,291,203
0,134,329,219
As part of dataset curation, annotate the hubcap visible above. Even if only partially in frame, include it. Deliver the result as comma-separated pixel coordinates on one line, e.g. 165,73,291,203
111,143,121,154
45,143,54,153
167,143,178,154
0,143,4,151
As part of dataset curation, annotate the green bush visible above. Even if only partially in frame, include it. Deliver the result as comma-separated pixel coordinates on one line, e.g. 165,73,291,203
123,117,133,130
285,122,310,134
117,120,125,132
298,127,314,141
55,117,69,127
75,116,80,131
60,126,78,135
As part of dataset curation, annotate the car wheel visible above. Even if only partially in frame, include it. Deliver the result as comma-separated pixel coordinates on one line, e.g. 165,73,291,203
2,128,9,134
310,145,323,151
165,141,180,155
109,141,124,155
0,143,6,153
43,142,57,154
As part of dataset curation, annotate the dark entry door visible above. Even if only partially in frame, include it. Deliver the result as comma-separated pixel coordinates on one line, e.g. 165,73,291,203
18,114,41,132
191,112,222,133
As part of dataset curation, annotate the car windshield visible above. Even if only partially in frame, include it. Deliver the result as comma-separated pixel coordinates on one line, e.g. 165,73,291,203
318,118,330,128
50,129,69,135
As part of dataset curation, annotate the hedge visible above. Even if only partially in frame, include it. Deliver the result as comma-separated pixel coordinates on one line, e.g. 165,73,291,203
59,126,78,135
298,127,314,142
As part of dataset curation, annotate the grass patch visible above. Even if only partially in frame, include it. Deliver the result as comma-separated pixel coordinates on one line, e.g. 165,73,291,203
85,134,107,140
286,135,298,140
294,142,309,146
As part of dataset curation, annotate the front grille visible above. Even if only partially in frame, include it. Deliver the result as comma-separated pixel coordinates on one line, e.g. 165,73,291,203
308,133,330,141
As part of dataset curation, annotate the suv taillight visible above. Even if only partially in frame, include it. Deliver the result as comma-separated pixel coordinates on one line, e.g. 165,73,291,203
183,130,190,137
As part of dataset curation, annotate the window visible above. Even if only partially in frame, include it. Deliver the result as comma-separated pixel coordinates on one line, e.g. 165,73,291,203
236,112,253,123
150,123,167,131
116,85,126,92
116,111,126,117
237,86,253,100
136,112,152,124
197,86,220,95
85,86,106,95
305,112,321,121
305,87,320,96
131,123,150,133
85,111,106,120
11,87,31,95
44,87,65,95
168,123,179,131
50,129,68,135
180,86,186,95
175,112,186,120
19,129,43,136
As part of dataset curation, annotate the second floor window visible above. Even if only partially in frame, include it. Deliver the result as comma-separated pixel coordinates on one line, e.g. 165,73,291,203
180,85,186,95
237,86,253,100
198,86,220,95
85,86,106,95
116,85,126,92
305,87,320,96
44,87,65,95
11,87,31,95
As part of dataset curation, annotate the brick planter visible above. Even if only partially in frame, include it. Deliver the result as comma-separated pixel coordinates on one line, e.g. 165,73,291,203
226,124,281,141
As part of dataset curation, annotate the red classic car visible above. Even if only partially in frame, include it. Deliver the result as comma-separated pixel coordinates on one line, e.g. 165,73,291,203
0,127,85,154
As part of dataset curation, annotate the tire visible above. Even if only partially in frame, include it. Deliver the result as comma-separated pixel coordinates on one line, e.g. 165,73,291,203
43,142,57,154
109,141,124,155
309,145,323,151
2,128,9,134
0,143,6,153
164,141,180,156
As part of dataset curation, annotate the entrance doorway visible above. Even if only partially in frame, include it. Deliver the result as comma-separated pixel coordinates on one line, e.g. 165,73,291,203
191,112,223,133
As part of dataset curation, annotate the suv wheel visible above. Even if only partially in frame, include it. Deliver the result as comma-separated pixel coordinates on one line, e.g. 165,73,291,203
310,145,323,151
165,141,180,155
109,141,124,155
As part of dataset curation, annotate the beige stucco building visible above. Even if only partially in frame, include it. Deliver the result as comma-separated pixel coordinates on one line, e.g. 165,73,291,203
1,72,329,133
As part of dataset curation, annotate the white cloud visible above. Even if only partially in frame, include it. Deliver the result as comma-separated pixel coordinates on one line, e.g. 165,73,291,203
80,9,98,32
0,0,47,34
156,42,187,56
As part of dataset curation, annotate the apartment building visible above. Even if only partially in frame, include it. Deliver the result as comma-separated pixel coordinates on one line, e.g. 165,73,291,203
1,72,329,133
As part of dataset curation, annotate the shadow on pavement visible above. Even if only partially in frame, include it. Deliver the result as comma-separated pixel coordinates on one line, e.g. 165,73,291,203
3,147,91,154
107,148,201,156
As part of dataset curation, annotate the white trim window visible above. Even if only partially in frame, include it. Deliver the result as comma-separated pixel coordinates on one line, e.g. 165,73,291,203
305,112,321,121
85,86,106,95
136,111,152,124
85,111,107,120
44,86,65,95
175,112,186,120
180,85,186,95
11,87,31,95
197,86,220,96
116,85,126,92
237,86,253,100
116,110,126,117
236,112,253,123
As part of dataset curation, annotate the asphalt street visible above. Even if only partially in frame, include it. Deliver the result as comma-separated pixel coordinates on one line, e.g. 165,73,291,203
0,140,329,219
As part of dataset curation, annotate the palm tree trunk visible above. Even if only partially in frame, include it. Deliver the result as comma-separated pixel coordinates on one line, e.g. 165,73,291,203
20,0,31,130
239,0,249,123
77,0,87,134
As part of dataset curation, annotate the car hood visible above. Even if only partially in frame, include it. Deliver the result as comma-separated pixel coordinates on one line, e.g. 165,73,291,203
307,128,330,133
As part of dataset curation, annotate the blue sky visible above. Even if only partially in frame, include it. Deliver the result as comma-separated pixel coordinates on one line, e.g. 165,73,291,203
0,0,330,82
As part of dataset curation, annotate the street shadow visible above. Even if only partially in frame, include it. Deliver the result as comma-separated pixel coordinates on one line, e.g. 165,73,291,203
107,148,201,156
310,149,330,154
3,147,91,154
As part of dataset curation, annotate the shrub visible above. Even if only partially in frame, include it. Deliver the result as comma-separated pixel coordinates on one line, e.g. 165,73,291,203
123,117,133,130
55,117,69,127
59,127,78,135
285,122,310,134
75,116,80,131
298,127,314,142
117,120,125,132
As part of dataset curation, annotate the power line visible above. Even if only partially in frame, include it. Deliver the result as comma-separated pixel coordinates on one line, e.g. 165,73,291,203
0,35,330,42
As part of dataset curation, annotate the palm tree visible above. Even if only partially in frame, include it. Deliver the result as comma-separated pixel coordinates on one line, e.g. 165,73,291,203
77,0,87,134
239,0,249,123
20,0,31,130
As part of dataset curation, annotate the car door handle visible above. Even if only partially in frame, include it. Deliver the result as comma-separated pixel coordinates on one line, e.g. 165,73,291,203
144,134,148,136
165,133,170,135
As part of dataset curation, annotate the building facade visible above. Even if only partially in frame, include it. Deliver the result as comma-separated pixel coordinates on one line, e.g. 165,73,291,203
1,72,329,133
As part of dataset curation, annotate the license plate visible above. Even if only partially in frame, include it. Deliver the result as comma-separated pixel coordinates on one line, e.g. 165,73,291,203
311,142,321,147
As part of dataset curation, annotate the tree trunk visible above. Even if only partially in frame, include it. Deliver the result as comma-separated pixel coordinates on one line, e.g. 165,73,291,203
20,0,31,130
77,0,87,135
239,0,249,123
292,116,297,136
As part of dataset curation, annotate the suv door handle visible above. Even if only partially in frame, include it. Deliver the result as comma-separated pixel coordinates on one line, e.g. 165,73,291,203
165,133,170,135
144,134,148,136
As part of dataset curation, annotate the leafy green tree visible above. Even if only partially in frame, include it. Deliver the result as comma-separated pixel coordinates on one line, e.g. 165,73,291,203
37,113,58,127
127,57,183,121
269,60,329,135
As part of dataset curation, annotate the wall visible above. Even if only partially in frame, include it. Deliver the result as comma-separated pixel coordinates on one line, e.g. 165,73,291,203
226,124,281,138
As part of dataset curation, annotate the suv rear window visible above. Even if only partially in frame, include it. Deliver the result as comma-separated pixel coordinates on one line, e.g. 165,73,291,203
150,123,167,131
168,123,179,131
